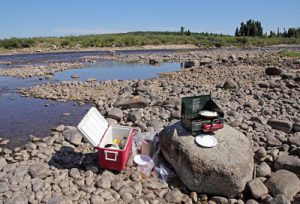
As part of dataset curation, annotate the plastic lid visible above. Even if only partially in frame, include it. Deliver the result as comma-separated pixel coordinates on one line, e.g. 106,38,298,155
134,154,153,166
77,107,108,147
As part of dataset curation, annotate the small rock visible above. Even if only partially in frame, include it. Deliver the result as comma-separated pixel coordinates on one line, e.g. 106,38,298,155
245,199,259,204
266,133,282,147
0,157,7,170
265,169,300,201
107,108,123,122
90,195,104,204
71,74,80,78
270,194,291,204
247,178,268,198
274,153,300,174
293,122,300,132
69,168,81,179
54,125,65,132
256,162,271,177
96,177,111,189
223,80,238,89
288,135,300,146
211,196,228,204
63,126,82,145
29,163,50,179
121,193,133,203
47,196,65,204
265,67,283,76
267,119,293,133
165,190,182,203
0,182,9,193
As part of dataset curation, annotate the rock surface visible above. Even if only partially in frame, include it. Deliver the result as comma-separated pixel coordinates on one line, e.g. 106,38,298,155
159,122,254,196
265,169,300,201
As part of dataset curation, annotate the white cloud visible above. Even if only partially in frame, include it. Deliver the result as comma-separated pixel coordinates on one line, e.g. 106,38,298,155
53,27,124,36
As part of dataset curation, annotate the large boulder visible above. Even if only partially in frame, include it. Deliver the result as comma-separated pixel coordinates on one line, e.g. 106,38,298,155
159,122,254,196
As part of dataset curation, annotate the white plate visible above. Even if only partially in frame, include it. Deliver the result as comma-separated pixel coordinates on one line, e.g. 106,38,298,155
195,135,217,147
134,154,153,166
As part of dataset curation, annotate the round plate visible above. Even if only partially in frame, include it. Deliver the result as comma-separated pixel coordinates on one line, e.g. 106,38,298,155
134,154,153,166
195,135,217,147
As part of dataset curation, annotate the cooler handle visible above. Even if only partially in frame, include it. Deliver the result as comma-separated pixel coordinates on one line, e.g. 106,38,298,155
104,150,118,161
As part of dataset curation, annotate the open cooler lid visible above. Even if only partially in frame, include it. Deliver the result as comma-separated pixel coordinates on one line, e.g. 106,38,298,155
77,107,108,147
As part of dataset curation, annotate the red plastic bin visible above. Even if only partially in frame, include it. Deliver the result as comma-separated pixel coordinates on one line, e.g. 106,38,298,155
78,107,133,171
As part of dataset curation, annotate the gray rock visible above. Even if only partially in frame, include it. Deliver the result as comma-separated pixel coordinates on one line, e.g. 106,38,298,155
245,199,259,204
247,178,268,198
121,192,133,203
47,196,66,204
223,80,238,89
270,194,291,204
274,153,300,174
129,110,142,122
112,179,126,191
142,178,168,190
71,74,79,78
265,169,300,201
29,163,50,179
149,59,160,65
0,157,7,170
146,119,163,130
288,135,300,146
183,60,198,68
54,124,65,132
211,196,228,204
267,119,293,133
265,67,283,76
0,182,9,193
14,166,28,178
164,190,182,203
106,118,118,125
256,162,271,177
90,195,104,204
69,168,81,179
114,95,150,109
266,133,282,147
11,194,28,204
96,177,111,189
293,122,300,132
160,122,254,196
63,126,82,145
107,108,123,122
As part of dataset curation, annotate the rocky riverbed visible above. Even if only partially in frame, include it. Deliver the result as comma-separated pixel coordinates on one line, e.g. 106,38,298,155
1,49,300,203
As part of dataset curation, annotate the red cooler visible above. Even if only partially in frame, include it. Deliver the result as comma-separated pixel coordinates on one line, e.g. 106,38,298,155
78,107,133,171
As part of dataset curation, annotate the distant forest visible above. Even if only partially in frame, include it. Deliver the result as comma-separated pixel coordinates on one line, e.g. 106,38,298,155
235,19,300,38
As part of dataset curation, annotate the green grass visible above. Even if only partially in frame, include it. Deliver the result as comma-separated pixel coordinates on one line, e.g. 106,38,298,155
0,32,300,49
277,50,300,58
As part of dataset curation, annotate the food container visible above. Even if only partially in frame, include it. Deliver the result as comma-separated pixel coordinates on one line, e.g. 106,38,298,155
78,107,134,171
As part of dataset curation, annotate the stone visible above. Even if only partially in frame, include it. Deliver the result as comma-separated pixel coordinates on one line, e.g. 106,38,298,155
165,190,182,203
71,74,79,78
146,119,163,130
288,135,300,146
107,108,123,121
274,153,300,174
267,119,293,133
270,194,291,204
129,110,142,122
160,122,254,196
121,193,133,203
245,199,259,204
247,178,268,198
54,124,65,132
0,157,7,170
11,194,28,204
183,60,198,68
29,162,50,179
266,133,282,147
149,59,160,65
69,168,81,179
211,196,228,204
256,162,271,177
0,182,9,193
293,122,300,132
90,195,104,204
47,196,66,204
14,166,28,178
223,80,238,89
63,126,82,145
142,178,168,190
114,95,150,109
96,177,111,189
265,170,300,201
265,67,283,76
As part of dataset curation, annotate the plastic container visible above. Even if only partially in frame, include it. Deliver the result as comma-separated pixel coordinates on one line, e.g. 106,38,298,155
78,107,133,171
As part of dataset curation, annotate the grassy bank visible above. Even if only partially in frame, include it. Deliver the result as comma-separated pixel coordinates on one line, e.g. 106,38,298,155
1,32,300,49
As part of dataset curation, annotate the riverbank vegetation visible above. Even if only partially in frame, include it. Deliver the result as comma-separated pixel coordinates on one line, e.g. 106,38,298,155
1,31,300,50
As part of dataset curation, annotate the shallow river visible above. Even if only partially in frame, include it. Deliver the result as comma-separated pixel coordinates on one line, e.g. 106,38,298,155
0,57,181,148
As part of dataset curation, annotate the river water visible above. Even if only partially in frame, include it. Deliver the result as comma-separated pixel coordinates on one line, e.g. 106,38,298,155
0,52,181,148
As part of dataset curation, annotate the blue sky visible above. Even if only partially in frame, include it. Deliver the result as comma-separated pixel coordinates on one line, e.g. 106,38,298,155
0,0,299,39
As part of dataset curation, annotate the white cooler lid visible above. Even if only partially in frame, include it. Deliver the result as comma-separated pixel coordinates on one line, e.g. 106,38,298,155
77,107,108,147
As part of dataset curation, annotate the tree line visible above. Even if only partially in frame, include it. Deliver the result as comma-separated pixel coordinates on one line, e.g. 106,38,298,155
235,19,300,38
